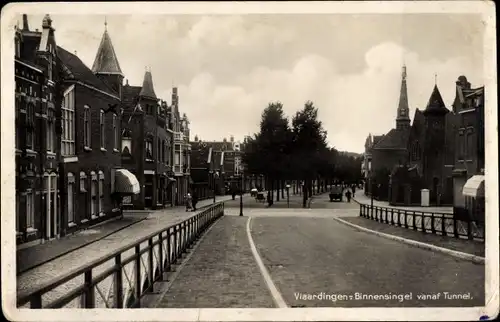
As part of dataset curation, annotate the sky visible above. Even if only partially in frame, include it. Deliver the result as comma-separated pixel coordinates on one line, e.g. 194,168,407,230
16,12,485,153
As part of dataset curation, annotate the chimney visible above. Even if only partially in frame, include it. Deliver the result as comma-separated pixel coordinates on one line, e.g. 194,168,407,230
22,14,29,31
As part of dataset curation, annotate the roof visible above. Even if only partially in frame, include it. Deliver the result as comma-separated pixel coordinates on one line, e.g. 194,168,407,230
91,27,123,76
423,85,449,115
57,46,118,98
373,128,409,150
139,71,157,99
372,135,384,146
122,85,141,108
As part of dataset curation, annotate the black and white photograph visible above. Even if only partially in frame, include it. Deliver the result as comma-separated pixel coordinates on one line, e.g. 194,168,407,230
1,1,498,321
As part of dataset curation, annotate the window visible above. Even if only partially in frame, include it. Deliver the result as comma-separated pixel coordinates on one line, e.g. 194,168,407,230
84,106,91,148
113,114,119,150
67,173,75,224
466,130,475,159
100,110,105,149
458,129,465,159
47,119,54,152
26,103,34,149
26,190,34,229
145,139,153,160
98,171,104,214
62,87,75,155
80,172,87,192
90,172,98,218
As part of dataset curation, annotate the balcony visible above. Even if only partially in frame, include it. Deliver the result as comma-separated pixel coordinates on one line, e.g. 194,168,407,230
174,132,184,142
173,165,183,175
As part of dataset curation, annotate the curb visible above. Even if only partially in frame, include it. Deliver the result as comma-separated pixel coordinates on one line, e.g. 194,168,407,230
18,215,149,275
333,217,485,265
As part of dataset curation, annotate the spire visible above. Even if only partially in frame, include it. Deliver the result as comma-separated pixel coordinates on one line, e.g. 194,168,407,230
423,84,448,115
22,14,29,31
396,64,410,130
91,20,123,76
139,70,157,99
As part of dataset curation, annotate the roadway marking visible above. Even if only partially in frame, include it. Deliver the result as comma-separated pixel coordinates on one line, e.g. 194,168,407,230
246,217,288,308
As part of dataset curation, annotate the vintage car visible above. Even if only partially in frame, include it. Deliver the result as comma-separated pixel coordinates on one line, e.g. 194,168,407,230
329,186,343,202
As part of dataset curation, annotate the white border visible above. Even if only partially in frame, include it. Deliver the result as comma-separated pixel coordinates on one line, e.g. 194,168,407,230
1,1,498,321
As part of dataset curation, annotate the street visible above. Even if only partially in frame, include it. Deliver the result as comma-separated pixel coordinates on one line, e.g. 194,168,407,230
148,196,484,308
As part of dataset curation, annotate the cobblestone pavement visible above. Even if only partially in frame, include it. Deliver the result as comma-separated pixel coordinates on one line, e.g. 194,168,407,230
339,216,485,257
16,196,234,307
353,190,453,214
155,216,275,308
153,209,483,308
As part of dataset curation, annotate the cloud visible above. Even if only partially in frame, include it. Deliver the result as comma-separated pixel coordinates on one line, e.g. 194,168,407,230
20,14,484,153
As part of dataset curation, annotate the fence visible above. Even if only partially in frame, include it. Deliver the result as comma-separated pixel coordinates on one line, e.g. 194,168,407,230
17,202,225,309
359,204,485,242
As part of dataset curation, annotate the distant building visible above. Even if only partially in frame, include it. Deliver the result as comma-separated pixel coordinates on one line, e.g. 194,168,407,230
450,76,485,221
15,14,62,247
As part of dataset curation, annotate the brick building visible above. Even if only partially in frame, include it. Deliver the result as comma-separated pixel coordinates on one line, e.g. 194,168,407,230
15,14,63,247
363,65,456,205
51,21,140,239
450,76,485,222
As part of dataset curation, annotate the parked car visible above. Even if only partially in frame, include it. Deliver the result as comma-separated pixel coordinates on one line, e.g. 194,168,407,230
329,186,343,202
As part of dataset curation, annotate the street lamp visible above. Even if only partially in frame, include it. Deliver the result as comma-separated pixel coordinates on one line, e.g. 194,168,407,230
239,173,244,216
286,183,291,208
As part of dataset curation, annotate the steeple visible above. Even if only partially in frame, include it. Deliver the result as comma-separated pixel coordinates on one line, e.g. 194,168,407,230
139,69,157,99
92,19,123,76
92,19,124,99
423,84,448,116
396,64,411,130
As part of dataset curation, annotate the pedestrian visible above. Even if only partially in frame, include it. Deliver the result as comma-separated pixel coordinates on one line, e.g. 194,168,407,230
352,184,356,198
185,192,193,211
345,189,352,203
192,191,198,211
232,188,236,200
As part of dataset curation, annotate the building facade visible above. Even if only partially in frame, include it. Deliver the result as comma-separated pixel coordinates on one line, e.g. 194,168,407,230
450,76,485,222
15,14,63,247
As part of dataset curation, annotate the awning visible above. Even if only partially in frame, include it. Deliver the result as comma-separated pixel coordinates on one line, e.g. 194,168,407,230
462,175,485,198
115,169,140,195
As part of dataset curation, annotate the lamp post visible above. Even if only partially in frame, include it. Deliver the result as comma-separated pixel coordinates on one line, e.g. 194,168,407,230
213,171,217,204
239,173,244,216
286,183,290,208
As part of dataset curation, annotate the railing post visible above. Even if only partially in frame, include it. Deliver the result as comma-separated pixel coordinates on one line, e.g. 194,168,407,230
83,270,95,308
397,209,401,226
166,229,171,272
441,214,446,236
421,213,425,233
431,213,436,234
385,208,389,224
134,244,141,307
148,238,154,290
159,232,164,276
173,226,178,263
404,210,408,228
412,211,417,230
390,208,394,225
359,205,362,217
114,254,123,308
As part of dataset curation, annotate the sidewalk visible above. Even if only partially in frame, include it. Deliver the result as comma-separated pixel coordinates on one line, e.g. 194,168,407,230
151,216,275,308
339,216,484,257
353,190,453,214
17,197,230,275
17,196,237,299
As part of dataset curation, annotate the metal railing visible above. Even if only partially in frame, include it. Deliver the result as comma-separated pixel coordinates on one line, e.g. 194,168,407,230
17,203,225,309
359,204,485,242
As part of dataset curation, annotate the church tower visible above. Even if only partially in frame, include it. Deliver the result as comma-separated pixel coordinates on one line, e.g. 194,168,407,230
396,65,411,131
92,19,124,99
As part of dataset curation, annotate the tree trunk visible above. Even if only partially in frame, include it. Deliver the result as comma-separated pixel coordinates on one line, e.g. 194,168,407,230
276,179,280,201
302,179,307,208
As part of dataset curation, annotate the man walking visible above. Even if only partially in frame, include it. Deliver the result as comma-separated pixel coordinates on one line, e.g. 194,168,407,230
345,189,352,203
185,192,193,212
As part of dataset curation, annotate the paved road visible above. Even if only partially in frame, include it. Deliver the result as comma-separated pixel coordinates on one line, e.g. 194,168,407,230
153,209,484,308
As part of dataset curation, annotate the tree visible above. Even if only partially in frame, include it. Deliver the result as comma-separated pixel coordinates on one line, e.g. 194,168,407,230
291,101,328,207
242,102,292,204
